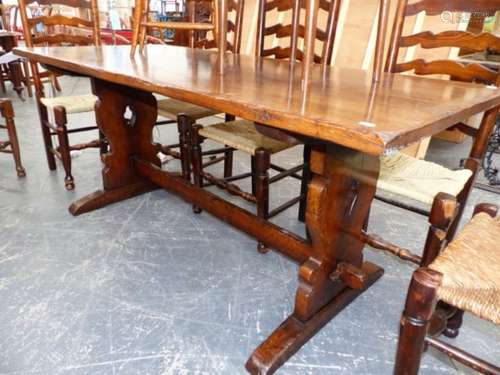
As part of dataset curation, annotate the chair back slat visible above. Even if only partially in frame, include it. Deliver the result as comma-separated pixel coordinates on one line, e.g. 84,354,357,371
23,0,92,10
27,14,93,28
256,0,342,65
406,0,499,17
400,30,500,52
394,59,498,83
32,33,95,45
18,0,100,47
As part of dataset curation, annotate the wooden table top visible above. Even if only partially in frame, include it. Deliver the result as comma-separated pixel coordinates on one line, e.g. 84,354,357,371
14,45,500,155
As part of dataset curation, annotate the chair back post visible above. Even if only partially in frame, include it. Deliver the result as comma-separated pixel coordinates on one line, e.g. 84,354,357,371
17,1,33,47
301,0,320,86
385,0,407,73
321,0,342,67
372,0,390,83
233,0,244,53
288,0,301,64
470,106,500,160
217,0,228,74
90,0,101,46
255,0,266,58
187,0,196,48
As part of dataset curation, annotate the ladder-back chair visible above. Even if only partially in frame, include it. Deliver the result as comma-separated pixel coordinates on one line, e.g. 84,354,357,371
190,0,343,253
364,0,500,267
18,0,104,190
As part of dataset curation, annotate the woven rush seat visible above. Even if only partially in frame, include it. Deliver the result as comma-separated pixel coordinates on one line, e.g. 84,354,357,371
157,98,219,121
199,120,297,155
40,94,97,114
377,152,473,205
430,212,500,324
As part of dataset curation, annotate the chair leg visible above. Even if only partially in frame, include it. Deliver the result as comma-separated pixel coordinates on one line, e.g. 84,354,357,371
2,101,25,177
51,74,62,92
37,97,57,171
394,268,442,375
191,124,204,214
223,148,233,178
223,114,235,178
178,114,194,181
54,106,74,190
0,66,6,93
298,144,311,223
22,60,33,98
254,148,270,254
250,155,257,196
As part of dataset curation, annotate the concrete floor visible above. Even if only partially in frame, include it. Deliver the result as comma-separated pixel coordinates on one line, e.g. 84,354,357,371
0,77,499,375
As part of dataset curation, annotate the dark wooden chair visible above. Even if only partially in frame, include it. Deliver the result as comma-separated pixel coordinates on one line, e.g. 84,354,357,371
189,0,343,253
18,0,104,190
0,98,25,177
363,0,500,266
394,202,500,375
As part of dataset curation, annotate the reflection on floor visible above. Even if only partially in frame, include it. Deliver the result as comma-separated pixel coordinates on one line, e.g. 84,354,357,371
0,77,498,374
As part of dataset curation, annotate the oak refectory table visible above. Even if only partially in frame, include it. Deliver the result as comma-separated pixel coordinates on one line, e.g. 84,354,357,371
14,45,500,375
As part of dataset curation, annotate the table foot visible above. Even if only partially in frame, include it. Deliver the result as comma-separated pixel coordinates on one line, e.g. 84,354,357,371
69,181,157,216
245,262,383,375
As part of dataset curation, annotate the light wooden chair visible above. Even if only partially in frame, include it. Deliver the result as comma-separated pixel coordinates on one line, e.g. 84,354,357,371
363,0,500,265
0,98,25,177
190,0,343,253
394,202,500,375
18,0,105,190
130,0,219,56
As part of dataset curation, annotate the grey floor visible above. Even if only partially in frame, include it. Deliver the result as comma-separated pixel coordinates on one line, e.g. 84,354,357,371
0,77,499,375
